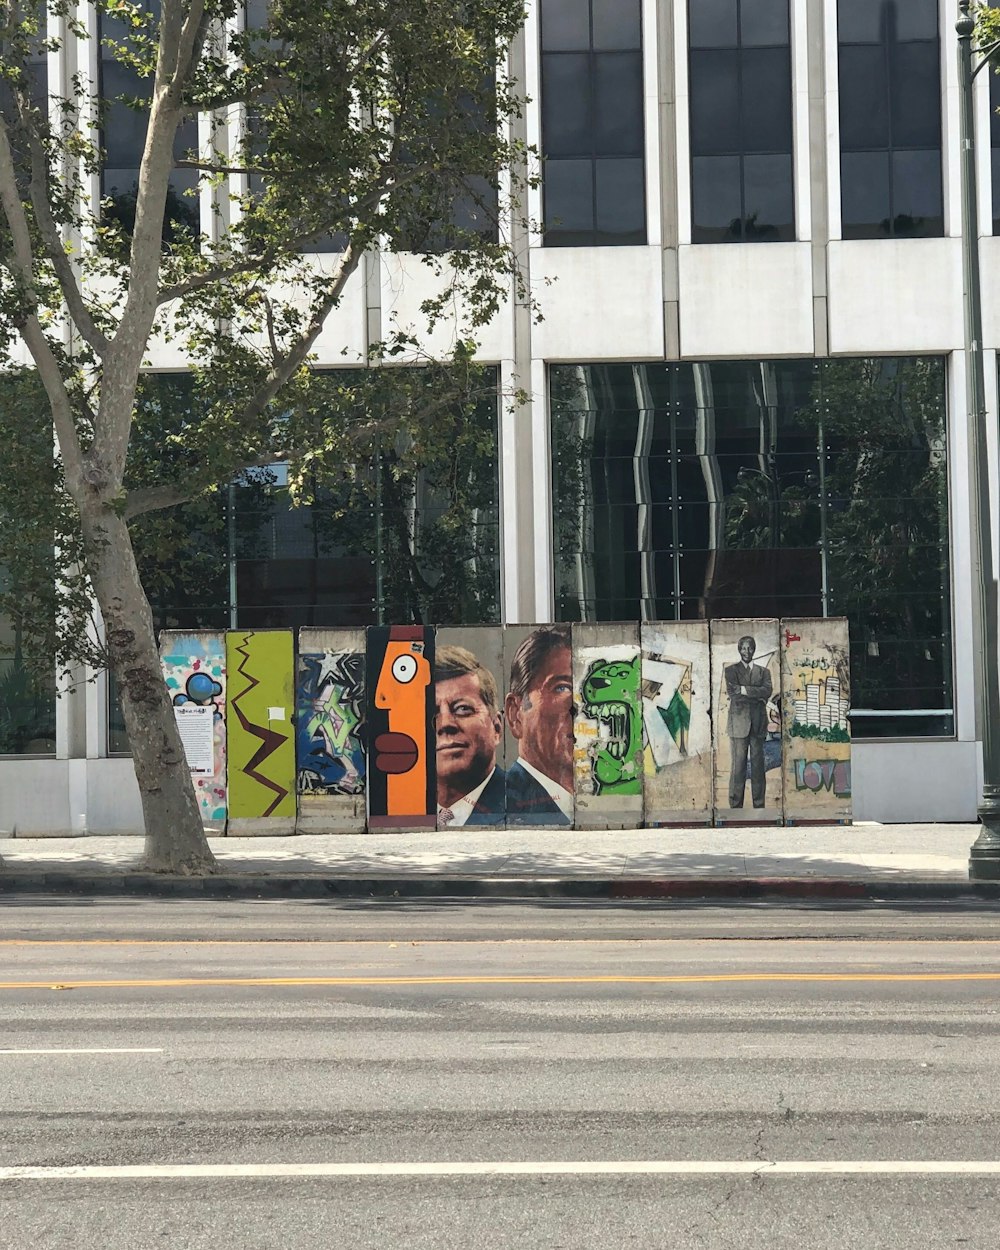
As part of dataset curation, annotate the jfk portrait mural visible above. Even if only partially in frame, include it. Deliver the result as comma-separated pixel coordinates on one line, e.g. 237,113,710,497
504,625,574,826
724,633,773,810
434,645,505,826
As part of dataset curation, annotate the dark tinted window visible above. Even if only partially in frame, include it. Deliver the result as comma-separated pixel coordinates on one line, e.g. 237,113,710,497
838,0,942,238
541,0,646,245
99,1,199,243
688,0,794,243
551,358,953,740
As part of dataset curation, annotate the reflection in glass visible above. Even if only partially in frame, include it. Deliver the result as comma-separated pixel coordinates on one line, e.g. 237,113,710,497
128,373,501,638
837,0,942,239
688,1,794,244
550,359,952,739
541,0,646,245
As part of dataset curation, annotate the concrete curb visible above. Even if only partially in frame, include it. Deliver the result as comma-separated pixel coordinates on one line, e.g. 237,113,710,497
0,872,996,901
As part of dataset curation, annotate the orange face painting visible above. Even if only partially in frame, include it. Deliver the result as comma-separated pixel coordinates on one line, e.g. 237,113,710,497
373,629,432,815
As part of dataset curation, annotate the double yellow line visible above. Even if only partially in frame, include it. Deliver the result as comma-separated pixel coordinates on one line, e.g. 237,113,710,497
1,971,999,990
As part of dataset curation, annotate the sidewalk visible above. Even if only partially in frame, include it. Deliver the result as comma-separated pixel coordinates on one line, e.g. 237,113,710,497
0,824,995,900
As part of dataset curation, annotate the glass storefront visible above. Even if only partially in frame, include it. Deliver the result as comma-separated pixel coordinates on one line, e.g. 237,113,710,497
551,358,952,739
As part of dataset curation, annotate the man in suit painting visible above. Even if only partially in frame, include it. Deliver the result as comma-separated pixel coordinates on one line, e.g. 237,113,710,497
725,634,772,809
504,625,574,826
434,646,506,826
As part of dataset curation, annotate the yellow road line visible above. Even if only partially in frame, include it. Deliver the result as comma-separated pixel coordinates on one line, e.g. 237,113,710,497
1,972,1000,990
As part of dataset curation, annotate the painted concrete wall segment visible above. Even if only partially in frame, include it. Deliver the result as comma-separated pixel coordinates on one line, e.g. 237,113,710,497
225,630,296,823
781,617,852,823
573,623,643,829
366,626,436,830
159,631,227,829
150,619,847,833
295,628,367,832
502,624,575,828
642,621,713,825
434,628,506,829
710,618,783,825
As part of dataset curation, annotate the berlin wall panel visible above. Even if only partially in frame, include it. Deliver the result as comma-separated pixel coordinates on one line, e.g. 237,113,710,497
225,629,297,834
780,617,852,824
502,624,574,828
641,620,713,825
434,627,505,829
366,625,436,830
295,628,367,833
710,618,783,825
159,630,228,831
573,623,643,829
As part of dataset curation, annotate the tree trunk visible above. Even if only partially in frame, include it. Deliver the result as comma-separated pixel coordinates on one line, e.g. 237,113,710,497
79,503,217,874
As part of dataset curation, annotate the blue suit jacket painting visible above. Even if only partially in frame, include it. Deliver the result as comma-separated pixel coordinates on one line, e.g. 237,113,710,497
464,767,507,826
504,760,571,826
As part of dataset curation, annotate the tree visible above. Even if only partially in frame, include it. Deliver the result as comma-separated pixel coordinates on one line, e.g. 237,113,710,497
0,0,530,872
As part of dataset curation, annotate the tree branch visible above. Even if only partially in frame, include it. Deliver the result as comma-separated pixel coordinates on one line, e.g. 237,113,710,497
0,113,87,492
16,94,111,357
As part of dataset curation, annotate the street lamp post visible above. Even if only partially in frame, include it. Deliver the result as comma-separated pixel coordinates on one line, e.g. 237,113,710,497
958,1,1000,878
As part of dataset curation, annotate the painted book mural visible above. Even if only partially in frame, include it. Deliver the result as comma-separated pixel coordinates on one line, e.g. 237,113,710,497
434,627,506,829
296,628,367,832
503,624,575,828
225,629,297,831
710,618,783,824
159,630,227,829
781,618,852,823
573,624,643,829
642,621,713,825
366,625,436,829
159,618,850,830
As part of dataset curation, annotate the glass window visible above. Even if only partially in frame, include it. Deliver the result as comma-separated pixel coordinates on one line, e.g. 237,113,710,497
128,372,502,638
688,0,794,243
550,358,953,740
990,67,1000,235
99,1,199,242
0,597,56,757
838,0,942,239
540,0,646,246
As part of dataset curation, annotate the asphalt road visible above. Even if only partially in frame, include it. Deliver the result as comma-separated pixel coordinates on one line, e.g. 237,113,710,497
3,899,1000,1248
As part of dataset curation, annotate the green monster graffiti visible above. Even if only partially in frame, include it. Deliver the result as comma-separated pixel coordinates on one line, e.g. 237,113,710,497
581,656,642,796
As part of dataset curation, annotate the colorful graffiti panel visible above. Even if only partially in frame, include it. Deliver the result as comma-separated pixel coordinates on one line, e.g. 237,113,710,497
502,624,574,828
710,618,783,825
641,621,713,825
780,617,852,823
366,625,436,829
296,628,367,833
225,629,297,827
159,630,227,829
434,627,506,829
573,624,642,829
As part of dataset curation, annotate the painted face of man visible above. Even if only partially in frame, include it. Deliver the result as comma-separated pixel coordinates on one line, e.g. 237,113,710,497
738,637,756,664
435,673,501,806
506,645,574,792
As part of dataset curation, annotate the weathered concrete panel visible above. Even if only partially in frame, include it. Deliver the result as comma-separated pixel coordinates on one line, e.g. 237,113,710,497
159,630,227,830
573,623,642,829
366,626,436,830
295,628,366,833
710,618,783,825
225,630,296,834
780,617,852,824
641,621,713,825
435,627,506,829
502,624,574,828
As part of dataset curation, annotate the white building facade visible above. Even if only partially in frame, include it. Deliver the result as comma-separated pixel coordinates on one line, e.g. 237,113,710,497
0,0,994,831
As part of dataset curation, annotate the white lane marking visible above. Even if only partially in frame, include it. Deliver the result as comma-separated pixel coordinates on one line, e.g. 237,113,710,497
3,1161,1000,1180
0,1048,163,1056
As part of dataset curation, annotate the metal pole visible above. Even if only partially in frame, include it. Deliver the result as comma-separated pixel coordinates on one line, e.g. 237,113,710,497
958,2,1000,877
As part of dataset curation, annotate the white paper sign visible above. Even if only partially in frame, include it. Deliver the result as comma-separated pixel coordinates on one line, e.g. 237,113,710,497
174,704,215,777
